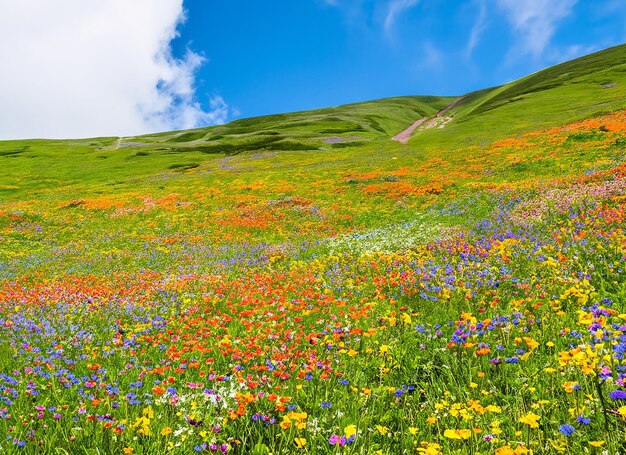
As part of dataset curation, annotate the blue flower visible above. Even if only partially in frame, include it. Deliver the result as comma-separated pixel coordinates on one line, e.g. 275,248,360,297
576,415,590,425
559,424,575,436
609,389,626,400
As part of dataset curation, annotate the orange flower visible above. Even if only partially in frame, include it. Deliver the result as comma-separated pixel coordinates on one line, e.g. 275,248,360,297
152,385,165,395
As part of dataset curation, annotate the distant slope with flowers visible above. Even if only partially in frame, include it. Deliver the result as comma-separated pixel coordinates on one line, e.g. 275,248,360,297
1,45,625,203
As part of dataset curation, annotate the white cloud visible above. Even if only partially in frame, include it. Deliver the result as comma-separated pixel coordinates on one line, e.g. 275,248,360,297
416,41,445,70
466,0,487,58
497,0,577,58
548,43,599,63
384,0,420,33
0,1,226,140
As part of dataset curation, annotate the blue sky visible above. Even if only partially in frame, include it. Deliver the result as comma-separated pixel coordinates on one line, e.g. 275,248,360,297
0,0,625,139
173,0,626,121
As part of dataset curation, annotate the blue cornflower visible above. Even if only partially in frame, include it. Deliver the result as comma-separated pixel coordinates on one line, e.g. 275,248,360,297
559,424,575,436
576,415,591,425
609,389,626,400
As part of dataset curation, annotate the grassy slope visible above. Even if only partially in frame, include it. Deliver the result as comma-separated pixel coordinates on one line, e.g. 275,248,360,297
411,44,626,148
0,96,453,202
1,44,625,209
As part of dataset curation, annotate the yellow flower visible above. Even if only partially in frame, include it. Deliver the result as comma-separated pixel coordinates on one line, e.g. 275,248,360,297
294,437,306,449
426,417,438,424
417,442,443,455
443,429,471,440
344,424,357,438
550,439,567,453
142,406,154,419
562,382,579,393
578,310,594,325
518,412,540,428
589,440,605,447
380,345,390,354
160,427,172,436
123,449,134,455
280,416,291,430
409,427,418,435
495,445,531,455
376,425,388,435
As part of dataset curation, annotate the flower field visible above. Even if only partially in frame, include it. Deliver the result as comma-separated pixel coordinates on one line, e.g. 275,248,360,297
1,109,626,454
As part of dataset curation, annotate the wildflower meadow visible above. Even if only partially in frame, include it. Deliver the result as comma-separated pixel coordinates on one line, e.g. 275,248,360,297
1,103,626,454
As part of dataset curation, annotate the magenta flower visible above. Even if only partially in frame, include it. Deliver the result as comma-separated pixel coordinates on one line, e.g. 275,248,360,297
328,434,347,446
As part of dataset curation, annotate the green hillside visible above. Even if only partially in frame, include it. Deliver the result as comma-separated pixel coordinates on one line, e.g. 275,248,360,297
2,44,626,205
3,43,626,455
412,44,626,147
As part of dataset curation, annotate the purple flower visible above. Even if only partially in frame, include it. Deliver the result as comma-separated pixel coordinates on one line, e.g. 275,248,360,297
328,434,347,446
186,417,203,427
609,389,626,400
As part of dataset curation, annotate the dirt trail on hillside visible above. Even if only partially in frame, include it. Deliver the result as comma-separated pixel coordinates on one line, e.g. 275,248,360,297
391,117,430,143
391,96,465,144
